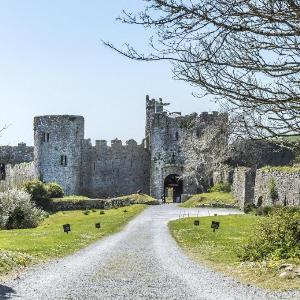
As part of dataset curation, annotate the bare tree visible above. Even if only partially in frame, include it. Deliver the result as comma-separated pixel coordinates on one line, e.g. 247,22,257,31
0,125,9,139
105,0,300,139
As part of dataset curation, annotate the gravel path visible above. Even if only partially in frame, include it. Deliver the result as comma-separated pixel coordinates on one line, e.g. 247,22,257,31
1,204,300,300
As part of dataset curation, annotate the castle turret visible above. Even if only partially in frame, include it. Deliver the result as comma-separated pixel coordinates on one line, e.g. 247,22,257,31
34,115,84,195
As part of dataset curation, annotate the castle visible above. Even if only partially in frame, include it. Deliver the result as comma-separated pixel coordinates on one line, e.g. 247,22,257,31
0,96,229,201
0,96,295,204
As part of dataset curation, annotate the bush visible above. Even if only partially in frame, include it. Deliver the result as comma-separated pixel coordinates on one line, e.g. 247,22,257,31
209,182,231,193
0,189,45,229
255,205,275,216
268,177,278,202
24,180,49,209
47,182,64,198
239,207,300,261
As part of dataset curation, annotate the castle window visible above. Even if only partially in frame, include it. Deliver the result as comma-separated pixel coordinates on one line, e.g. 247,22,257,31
0,164,6,180
42,132,50,143
61,155,67,166
175,132,179,141
42,133,46,143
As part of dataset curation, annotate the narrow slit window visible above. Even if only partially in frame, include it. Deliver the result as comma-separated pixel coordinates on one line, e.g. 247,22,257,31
0,164,6,180
46,133,50,142
61,155,67,166
42,133,46,143
175,132,179,141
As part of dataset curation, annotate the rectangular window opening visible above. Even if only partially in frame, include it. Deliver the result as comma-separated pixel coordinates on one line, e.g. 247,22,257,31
61,155,67,166
0,164,6,180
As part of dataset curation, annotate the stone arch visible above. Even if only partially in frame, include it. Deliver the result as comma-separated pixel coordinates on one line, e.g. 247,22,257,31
163,174,183,203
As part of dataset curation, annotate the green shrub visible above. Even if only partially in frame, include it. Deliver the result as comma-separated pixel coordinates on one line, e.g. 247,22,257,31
24,180,49,209
0,189,45,229
47,182,64,198
256,205,275,216
268,177,278,202
239,207,300,261
100,211,105,215
244,203,256,214
209,182,231,193
83,210,90,215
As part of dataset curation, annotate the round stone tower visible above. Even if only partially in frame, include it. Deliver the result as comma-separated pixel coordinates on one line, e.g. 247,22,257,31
34,115,84,195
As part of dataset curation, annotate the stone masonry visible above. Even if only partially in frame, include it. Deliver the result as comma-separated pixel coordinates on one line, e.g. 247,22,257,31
0,95,296,203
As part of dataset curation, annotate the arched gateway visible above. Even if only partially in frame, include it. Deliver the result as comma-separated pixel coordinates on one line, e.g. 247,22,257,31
164,174,183,203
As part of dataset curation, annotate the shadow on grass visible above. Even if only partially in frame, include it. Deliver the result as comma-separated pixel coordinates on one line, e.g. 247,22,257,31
0,284,16,299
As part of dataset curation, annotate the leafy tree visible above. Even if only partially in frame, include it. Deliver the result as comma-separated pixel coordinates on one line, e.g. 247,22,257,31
105,0,300,139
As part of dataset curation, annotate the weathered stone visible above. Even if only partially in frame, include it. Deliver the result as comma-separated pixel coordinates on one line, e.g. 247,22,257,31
0,95,296,204
279,271,289,278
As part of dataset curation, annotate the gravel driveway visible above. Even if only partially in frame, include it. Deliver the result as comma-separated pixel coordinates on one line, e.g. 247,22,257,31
1,204,300,300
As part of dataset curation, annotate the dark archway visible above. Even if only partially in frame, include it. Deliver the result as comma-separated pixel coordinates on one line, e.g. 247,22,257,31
164,174,183,203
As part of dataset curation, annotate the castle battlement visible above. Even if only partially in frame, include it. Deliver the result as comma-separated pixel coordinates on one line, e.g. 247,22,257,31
0,96,228,199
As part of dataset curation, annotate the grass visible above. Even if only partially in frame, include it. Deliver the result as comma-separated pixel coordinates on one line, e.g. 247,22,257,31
0,204,146,277
169,215,300,290
51,195,91,202
117,193,159,205
179,192,237,208
260,165,300,173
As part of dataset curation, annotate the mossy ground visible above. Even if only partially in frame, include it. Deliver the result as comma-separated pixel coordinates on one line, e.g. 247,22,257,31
169,214,300,290
0,204,146,277
179,192,237,208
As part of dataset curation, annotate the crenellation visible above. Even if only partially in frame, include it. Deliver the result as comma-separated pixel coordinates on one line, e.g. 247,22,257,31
111,138,122,148
3,94,291,206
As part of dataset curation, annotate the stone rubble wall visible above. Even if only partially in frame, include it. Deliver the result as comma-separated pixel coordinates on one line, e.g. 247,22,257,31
81,139,150,198
0,143,34,165
254,170,300,207
0,162,37,192
213,163,234,185
232,167,256,210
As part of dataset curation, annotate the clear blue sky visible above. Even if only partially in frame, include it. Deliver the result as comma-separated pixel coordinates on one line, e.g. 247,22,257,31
0,0,217,146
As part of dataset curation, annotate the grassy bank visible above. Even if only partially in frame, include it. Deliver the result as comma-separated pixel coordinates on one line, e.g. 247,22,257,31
117,193,159,205
169,214,300,290
0,204,146,277
180,192,237,208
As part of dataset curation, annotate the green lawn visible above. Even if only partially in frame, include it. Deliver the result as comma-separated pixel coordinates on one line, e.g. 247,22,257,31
0,204,146,276
180,192,237,208
169,215,300,290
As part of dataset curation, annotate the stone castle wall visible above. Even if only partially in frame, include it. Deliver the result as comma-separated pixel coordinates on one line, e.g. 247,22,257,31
0,162,37,192
232,167,256,210
254,169,300,207
0,143,33,165
80,139,150,198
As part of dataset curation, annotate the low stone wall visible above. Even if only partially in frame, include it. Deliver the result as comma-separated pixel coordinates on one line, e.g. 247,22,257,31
232,167,256,210
49,198,132,212
0,162,37,192
254,170,300,207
